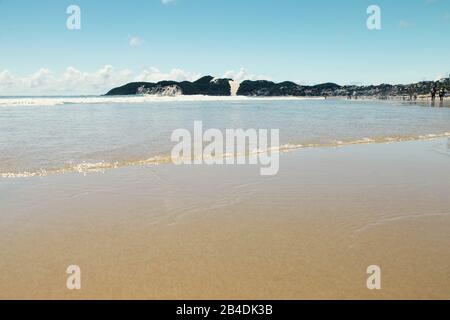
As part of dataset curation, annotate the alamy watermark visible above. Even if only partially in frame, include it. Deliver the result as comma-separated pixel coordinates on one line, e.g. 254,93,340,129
66,5,81,30
65,4,381,31
366,265,382,290
66,265,81,290
171,121,280,176
367,5,382,30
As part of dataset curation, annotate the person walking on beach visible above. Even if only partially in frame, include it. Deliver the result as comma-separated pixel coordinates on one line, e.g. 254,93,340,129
431,86,437,101
439,88,446,101
408,87,414,101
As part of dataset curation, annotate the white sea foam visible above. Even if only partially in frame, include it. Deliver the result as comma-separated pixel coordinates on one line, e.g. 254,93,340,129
0,95,323,107
2,132,449,179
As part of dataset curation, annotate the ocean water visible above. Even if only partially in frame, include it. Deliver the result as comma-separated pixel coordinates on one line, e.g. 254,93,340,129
0,96,449,177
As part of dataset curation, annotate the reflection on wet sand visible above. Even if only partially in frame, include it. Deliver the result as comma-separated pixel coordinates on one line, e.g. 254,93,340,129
0,139,449,299
402,99,450,108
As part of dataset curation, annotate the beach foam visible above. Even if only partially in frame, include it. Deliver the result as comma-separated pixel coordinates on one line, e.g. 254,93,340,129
0,95,323,107
2,132,449,178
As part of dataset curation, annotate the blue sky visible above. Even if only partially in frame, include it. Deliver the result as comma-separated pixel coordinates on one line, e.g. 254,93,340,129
0,0,449,94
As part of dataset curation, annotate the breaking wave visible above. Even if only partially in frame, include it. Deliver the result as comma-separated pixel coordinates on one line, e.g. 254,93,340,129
0,95,323,107
2,132,449,179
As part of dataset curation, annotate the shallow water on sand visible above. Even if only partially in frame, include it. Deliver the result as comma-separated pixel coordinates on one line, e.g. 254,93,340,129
0,97,449,177
0,139,449,299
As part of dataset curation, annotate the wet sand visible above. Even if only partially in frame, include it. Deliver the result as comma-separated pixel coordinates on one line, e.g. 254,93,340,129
0,138,449,299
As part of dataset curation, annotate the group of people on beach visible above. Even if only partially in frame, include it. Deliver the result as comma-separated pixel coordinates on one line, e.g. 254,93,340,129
431,86,446,101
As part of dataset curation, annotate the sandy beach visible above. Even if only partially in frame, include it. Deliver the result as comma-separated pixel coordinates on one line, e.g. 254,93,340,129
1,138,449,300
2,0,450,307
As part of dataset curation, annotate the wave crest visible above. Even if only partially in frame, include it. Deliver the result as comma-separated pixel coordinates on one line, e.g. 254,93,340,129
2,132,449,179
0,95,322,107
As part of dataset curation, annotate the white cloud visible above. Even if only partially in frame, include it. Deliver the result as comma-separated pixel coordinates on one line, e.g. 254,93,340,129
223,68,271,83
0,66,133,95
135,67,201,82
26,68,54,88
0,66,269,95
161,0,176,4
0,70,16,88
435,72,450,81
128,36,144,47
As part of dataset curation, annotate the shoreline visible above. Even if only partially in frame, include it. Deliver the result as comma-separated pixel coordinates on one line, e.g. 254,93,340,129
0,95,326,107
1,138,449,299
0,94,448,108
2,132,450,179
